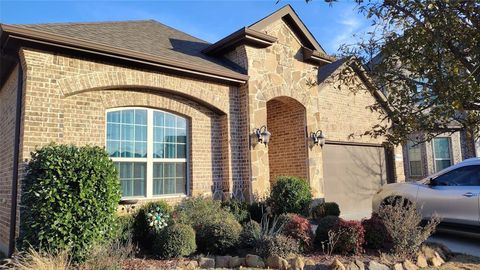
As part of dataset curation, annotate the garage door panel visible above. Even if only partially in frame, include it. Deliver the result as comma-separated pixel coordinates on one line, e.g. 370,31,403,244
323,144,387,220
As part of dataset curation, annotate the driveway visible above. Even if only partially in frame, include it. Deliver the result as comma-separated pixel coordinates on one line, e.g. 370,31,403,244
427,230,480,257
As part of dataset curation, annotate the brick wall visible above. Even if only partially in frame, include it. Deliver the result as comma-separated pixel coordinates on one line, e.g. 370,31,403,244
267,97,308,183
0,65,18,255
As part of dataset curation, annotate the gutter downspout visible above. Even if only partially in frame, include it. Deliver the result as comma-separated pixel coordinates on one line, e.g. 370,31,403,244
8,57,23,257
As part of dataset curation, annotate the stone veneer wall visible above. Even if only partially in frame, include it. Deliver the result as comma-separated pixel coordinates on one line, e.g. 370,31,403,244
0,65,19,254
266,97,308,183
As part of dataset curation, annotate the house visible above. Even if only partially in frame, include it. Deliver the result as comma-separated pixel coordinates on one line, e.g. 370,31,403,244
0,5,406,255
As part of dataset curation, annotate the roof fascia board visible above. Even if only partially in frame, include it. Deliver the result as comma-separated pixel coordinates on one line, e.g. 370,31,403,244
203,27,277,55
1,24,249,84
302,47,335,65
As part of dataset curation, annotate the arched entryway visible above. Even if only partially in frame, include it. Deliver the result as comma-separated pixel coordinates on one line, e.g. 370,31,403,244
266,96,309,185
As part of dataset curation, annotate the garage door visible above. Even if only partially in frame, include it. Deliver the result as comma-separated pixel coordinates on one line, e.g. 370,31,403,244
323,143,388,220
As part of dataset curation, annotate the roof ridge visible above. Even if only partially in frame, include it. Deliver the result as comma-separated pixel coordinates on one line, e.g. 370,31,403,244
12,19,156,27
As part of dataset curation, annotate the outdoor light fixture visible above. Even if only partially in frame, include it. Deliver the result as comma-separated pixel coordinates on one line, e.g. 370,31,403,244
254,125,271,146
311,130,326,147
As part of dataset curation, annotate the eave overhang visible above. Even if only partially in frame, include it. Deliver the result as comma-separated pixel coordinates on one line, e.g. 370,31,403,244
0,24,249,85
203,27,277,56
302,47,335,65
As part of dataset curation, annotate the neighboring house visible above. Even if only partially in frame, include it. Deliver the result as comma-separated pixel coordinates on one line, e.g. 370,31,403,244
0,5,405,255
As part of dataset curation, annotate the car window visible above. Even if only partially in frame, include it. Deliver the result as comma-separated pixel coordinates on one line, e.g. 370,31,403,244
433,165,480,186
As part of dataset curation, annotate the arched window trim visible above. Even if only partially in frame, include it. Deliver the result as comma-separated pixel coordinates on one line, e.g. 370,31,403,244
105,107,189,199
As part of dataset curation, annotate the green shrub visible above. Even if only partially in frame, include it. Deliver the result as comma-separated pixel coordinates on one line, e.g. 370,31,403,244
240,221,261,248
174,197,234,228
332,220,365,254
268,176,312,215
153,223,196,259
114,215,135,244
133,201,172,251
19,144,121,262
196,218,242,254
311,202,340,221
362,213,390,249
314,215,340,247
222,199,250,224
254,235,299,259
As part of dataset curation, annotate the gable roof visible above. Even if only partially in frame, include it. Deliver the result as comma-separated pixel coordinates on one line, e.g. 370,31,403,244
0,20,248,83
249,5,326,54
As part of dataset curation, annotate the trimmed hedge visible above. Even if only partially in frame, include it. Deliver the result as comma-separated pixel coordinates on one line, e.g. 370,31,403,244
362,213,390,249
196,218,242,254
269,176,312,216
19,144,121,262
254,235,299,259
240,221,261,248
153,223,196,259
114,215,135,244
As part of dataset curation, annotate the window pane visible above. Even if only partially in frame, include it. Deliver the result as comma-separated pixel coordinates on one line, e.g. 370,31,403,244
121,141,134,157
153,179,164,195
176,163,186,178
165,128,176,143
436,160,452,172
153,127,164,143
164,178,175,194
107,111,121,123
176,177,186,194
115,162,146,197
165,163,175,177
107,123,120,140
153,143,164,158
177,128,187,143
134,110,147,125
410,161,422,176
121,125,134,141
165,144,176,158
154,111,164,127
135,126,147,141
165,114,176,127
121,110,134,124
176,117,186,129
434,138,451,159
177,144,186,158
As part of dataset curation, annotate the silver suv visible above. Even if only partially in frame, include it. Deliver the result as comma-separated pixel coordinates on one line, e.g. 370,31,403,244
373,158,480,227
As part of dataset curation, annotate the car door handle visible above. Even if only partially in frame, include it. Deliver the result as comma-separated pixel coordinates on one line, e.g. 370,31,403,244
463,192,477,197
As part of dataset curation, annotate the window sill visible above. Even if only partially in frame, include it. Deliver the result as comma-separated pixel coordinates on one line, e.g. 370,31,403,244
121,194,188,201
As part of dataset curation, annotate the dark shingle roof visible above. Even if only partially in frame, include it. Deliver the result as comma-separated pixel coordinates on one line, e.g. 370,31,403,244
13,20,244,75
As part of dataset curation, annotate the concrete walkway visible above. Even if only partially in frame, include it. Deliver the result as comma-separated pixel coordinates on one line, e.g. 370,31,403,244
427,231,480,257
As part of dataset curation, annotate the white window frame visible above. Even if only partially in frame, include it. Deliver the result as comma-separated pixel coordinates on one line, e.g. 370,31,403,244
432,137,452,173
406,141,423,177
105,107,189,199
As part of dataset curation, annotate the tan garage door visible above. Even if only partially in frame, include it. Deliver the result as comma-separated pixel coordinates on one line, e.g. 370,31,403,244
323,143,388,220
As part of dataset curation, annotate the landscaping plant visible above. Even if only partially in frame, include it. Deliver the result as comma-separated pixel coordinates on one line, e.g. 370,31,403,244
314,215,340,247
113,215,135,245
240,221,261,248
133,200,172,251
19,144,121,262
332,220,365,254
222,198,250,224
269,176,312,216
311,202,340,221
378,197,440,258
196,218,242,254
7,248,70,270
362,213,390,250
254,234,299,259
281,214,313,252
153,223,196,259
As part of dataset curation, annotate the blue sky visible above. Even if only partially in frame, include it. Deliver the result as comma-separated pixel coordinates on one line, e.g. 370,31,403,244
0,0,372,55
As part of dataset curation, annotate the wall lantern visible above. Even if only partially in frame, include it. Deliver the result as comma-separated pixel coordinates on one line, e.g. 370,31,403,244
254,125,271,146
311,130,326,147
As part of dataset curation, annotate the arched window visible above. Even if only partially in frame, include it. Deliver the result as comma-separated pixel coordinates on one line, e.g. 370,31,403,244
106,108,188,198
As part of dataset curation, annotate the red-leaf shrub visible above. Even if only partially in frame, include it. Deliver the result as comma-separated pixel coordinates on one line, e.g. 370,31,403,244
282,214,314,251
333,220,365,254
362,213,390,250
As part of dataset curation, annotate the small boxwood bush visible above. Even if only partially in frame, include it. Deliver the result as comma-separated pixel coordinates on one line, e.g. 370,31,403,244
240,221,261,248
174,197,235,228
362,213,390,249
281,214,313,252
153,223,196,259
196,218,242,254
314,215,340,247
269,176,312,216
254,235,299,259
114,215,135,244
333,220,365,254
133,200,172,251
19,144,121,262
311,202,340,221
